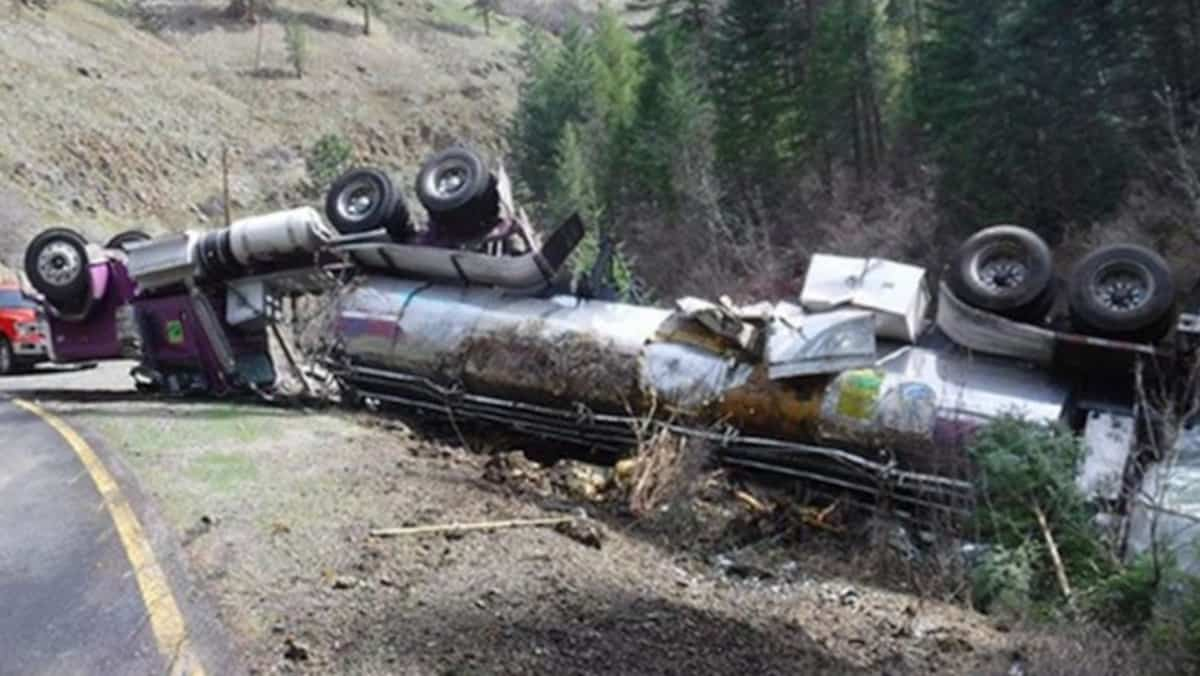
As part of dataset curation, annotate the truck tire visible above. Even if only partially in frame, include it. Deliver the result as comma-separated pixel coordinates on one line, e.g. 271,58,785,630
947,225,1055,322
415,147,499,238
0,336,13,376
1067,244,1175,342
24,227,91,311
105,229,151,251
324,168,397,234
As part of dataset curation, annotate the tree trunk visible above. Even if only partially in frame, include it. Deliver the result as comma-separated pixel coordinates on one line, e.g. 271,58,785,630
484,9,491,35
254,20,264,71
363,4,370,36
851,88,864,182
818,142,833,196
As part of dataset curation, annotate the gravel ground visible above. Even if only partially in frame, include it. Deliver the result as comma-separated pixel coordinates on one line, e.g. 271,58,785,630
0,361,1035,675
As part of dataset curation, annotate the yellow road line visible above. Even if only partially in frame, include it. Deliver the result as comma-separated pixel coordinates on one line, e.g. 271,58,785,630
14,399,207,676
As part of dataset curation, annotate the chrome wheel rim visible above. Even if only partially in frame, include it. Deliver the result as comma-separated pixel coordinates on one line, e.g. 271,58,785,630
336,178,382,223
0,342,10,373
1091,261,1153,314
37,241,82,287
970,241,1029,297
432,161,471,200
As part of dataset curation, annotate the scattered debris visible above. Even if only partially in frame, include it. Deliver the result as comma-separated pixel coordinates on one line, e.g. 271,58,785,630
554,519,606,549
556,462,612,502
283,637,310,662
369,516,577,538
734,489,771,514
629,429,696,517
1033,502,1073,604
181,514,217,545
482,450,542,486
714,554,776,581
331,575,361,590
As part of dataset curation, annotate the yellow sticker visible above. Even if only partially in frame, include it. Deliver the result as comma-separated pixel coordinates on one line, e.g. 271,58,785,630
836,369,883,420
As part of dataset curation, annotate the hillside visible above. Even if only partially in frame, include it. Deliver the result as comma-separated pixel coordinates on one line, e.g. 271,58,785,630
0,0,567,271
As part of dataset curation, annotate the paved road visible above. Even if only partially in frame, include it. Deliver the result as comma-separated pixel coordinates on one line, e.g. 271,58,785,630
0,398,167,675
0,360,137,395
0,362,227,675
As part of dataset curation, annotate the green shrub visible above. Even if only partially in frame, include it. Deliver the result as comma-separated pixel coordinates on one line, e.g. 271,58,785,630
972,542,1036,617
305,133,354,193
1085,553,1163,630
284,20,308,78
968,416,1117,602
1150,568,1200,669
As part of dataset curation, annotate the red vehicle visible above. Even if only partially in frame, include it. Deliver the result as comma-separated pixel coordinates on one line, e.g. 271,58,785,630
0,284,48,374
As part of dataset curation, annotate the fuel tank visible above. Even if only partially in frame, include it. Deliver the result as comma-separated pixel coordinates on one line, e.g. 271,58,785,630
334,276,1070,480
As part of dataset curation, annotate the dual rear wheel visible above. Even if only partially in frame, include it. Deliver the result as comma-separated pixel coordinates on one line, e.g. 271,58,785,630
948,225,1175,343
322,147,500,243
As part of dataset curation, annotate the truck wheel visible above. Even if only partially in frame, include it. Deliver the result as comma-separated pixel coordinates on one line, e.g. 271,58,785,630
25,227,91,311
947,225,1054,321
105,229,151,251
325,168,397,234
0,337,13,376
415,147,499,237
1068,244,1175,341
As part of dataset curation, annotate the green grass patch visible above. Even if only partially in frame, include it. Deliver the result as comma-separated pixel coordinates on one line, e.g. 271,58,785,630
186,451,259,492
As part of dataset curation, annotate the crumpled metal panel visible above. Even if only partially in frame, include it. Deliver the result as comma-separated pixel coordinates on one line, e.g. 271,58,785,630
674,297,759,354
125,233,197,290
1077,411,1136,502
801,254,929,343
641,342,754,411
765,307,876,379
935,281,1055,365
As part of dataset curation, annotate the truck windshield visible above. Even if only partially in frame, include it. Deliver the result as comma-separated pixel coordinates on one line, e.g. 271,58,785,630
0,289,36,308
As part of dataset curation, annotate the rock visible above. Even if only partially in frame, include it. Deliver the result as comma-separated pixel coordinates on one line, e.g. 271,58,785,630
332,575,361,590
196,195,225,220
555,462,612,502
283,637,310,662
554,519,605,549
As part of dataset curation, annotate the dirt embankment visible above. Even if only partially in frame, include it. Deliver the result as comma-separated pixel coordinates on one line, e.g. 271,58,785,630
0,0,533,269
8,383,1020,674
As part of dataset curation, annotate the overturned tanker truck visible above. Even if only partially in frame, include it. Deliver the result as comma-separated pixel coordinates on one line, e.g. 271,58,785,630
18,147,1200,565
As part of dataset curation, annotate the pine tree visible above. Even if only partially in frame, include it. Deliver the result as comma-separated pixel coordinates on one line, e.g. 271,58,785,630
711,0,796,198
802,0,886,183
915,0,1134,239
549,123,638,300
590,7,644,217
510,24,598,203
628,20,717,218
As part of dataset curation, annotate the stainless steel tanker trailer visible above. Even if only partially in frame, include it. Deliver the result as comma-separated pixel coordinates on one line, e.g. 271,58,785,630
16,147,1200,569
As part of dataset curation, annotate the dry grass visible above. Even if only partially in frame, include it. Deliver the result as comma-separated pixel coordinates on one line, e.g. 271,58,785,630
627,428,692,516
973,622,1176,676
